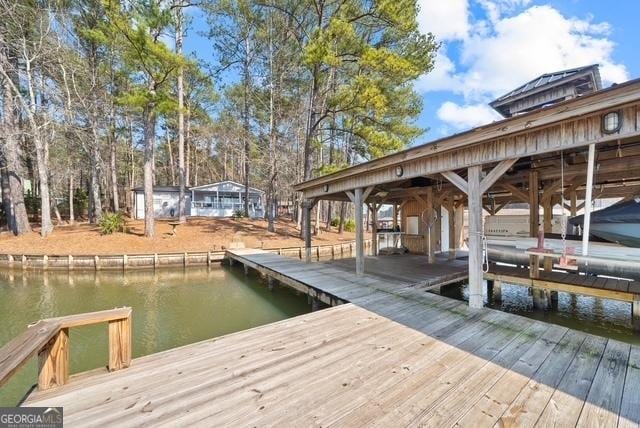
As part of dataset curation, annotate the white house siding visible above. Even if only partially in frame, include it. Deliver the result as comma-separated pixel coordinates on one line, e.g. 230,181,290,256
134,191,191,219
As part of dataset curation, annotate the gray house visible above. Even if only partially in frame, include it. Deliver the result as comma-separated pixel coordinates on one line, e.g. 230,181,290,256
190,181,265,218
133,186,190,219
132,181,265,219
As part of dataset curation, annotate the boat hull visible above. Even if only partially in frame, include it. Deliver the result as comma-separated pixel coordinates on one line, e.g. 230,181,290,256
589,223,640,247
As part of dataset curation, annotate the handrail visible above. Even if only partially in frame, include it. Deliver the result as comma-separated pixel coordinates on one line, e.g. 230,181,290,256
0,307,132,392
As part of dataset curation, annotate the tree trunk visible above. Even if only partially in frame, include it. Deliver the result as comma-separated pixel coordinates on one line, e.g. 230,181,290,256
34,136,53,237
143,102,156,238
110,135,119,212
267,13,276,232
185,112,191,187
176,3,187,223
338,201,345,234
89,133,102,223
167,134,176,186
0,81,30,235
242,37,251,218
300,68,320,237
68,174,74,225
52,196,63,225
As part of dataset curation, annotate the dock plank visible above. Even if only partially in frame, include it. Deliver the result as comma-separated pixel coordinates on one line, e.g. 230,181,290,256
22,251,640,427
577,340,630,427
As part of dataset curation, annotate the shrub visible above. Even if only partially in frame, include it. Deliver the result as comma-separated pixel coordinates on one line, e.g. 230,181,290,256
232,209,245,219
330,218,340,227
343,219,356,232
98,212,126,235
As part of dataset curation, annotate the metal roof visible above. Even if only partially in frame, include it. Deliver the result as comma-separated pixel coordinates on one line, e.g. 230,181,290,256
490,64,602,114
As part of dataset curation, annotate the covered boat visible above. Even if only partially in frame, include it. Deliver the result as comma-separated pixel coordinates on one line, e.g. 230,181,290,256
569,198,640,247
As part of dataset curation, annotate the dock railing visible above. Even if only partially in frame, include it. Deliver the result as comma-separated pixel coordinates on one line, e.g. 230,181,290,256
0,307,132,392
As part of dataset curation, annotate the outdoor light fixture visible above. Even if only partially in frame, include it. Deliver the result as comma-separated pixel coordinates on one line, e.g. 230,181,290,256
602,111,622,134
323,184,329,192
395,165,404,177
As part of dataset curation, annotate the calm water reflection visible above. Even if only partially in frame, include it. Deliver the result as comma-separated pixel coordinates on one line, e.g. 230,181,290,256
0,265,309,405
439,281,640,345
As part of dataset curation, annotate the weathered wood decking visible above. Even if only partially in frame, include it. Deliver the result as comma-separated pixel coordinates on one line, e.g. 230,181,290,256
24,250,640,426
486,264,639,302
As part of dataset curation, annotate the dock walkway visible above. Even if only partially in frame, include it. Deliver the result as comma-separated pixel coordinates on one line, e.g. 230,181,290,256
24,249,640,427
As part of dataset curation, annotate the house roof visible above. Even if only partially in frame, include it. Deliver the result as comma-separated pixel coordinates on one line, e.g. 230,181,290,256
189,180,265,194
490,64,602,116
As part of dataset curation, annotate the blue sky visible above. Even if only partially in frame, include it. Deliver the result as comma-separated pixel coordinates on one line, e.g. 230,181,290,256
184,1,640,146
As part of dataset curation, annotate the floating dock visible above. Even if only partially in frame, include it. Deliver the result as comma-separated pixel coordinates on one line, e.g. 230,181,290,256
22,249,640,426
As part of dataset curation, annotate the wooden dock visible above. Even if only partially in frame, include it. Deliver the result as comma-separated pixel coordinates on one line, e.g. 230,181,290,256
22,250,640,426
486,264,640,303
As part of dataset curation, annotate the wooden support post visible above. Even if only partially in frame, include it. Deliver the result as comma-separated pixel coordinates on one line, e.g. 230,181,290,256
550,290,559,309
392,204,398,230
493,280,502,303
532,288,548,310
43,255,48,269
467,165,483,309
123,254,128,271
582,143,596,256
447,202,456,260
153,253,159,270
633,295,640,333
543,198,553,272
244,264,249,276
529,170,539,237
369,202,378,256
207,251,212,267
570,189,578,234
529,255,540,279
311,297,321,312
267,276,275,291
425,187,435,263
37,328,69,390
354,187,364,276
21,254,26,270
434,200,442,254
303,201,312,263
108,315,132,371
94,255,100,271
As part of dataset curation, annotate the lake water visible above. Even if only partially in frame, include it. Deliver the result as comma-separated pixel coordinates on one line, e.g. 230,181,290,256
0,266,310,406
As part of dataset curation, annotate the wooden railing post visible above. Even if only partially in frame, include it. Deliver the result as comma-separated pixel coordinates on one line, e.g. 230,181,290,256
37,328,69,390
108,311,132,372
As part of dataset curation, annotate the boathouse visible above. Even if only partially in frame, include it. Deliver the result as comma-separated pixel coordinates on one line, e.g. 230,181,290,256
294,71,640,314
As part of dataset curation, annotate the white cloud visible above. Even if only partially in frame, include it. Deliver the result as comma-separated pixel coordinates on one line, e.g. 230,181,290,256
417,0,470,41
418,3,630,130
437,101,503,130
414,51,463,92
458,5,628,98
